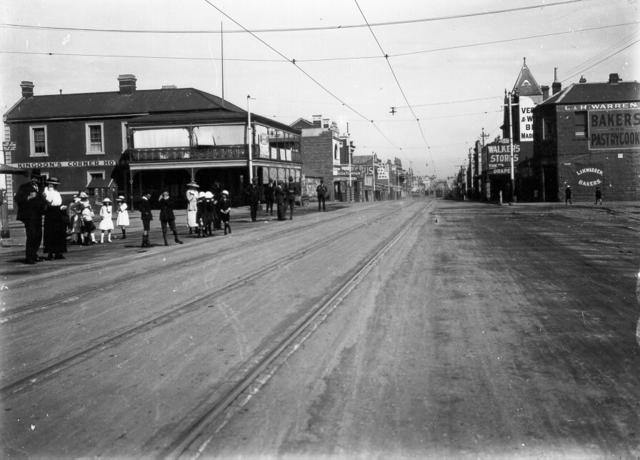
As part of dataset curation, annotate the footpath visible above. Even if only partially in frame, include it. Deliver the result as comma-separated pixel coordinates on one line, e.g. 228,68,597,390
0,201,346,265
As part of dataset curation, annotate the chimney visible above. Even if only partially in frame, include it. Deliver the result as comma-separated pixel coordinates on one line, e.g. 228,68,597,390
118,74,137,94
312,114,322,127
541,85,549,100
608,73,621,84
579,75,587,83
20,81,34,98
552,67,561,95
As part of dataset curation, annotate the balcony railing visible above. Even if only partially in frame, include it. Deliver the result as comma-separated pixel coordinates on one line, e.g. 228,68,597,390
130,145,303,164
130,145,247,162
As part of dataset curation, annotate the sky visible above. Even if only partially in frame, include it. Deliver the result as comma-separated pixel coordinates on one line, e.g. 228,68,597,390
1,0,639,180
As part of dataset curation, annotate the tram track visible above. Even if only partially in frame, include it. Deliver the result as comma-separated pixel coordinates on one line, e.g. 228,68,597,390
160,199,431,458
0,203,393,324
0,201,426,396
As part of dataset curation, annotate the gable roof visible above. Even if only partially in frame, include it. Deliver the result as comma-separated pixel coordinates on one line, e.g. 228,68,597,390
513,59,542,97
4,87,245,122
539,80,640,106
290,118,315,129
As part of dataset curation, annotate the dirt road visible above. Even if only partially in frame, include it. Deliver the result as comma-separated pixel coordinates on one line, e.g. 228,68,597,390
1,199,639,458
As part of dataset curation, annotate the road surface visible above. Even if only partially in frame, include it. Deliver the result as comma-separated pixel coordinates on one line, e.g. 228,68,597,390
1,199,639,458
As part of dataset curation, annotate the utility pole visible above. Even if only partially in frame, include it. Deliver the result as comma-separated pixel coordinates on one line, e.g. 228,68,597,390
372,152,376,201
247,95,253,182
220,22,225,107
347,122,352,202
507,91,515,202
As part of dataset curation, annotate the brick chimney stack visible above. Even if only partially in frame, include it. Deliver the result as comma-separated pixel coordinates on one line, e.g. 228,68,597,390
552,67,561,95
541,85,549,100
312,114,322,127
118,74,137,94
20,81,34,98
608,73,621,84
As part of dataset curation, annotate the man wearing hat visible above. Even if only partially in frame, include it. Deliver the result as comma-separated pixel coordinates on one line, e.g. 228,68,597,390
42,176,67,259
15,169,46,264
139,192,153,248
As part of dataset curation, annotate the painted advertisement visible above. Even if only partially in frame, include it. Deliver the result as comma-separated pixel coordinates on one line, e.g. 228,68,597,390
485,142,520,174
589,108,640,150
519,96,535,142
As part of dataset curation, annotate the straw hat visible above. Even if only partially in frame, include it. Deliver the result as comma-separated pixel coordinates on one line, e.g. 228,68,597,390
46,176,60,185
187,181,200,188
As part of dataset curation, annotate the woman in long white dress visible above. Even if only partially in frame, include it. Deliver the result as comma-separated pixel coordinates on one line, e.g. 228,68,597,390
186,181,200,234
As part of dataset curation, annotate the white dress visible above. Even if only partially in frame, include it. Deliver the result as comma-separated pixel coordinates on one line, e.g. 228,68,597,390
186,189,198,227
116,203,130,226
98,204,114,231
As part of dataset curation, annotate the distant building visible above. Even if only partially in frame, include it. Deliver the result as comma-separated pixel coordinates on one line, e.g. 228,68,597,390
532,72,640,202
496,58,544,201
3,74,301,208
291,115,358,202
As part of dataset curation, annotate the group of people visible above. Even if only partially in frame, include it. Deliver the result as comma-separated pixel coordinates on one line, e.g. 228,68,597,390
15,170,328,264
15,170,130,264
247,176,303,221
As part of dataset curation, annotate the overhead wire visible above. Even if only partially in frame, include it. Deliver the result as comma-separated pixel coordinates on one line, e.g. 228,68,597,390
0,0,585,35
561,31,640,82
353,0,435,174
199,0,401,151
2,21,636,65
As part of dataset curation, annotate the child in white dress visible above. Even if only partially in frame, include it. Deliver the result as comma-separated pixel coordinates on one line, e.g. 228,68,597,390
98,197,114,243
115,195,130,239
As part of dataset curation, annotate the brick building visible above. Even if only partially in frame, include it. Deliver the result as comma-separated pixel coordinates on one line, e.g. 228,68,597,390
3,74,301,208
291,115,358,201
532,73,640,202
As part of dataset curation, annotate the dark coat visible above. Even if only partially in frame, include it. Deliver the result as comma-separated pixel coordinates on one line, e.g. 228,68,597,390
246,184,261,204
15,180,45,222
159,197,176,221
285,181,298,200
139,198,153,221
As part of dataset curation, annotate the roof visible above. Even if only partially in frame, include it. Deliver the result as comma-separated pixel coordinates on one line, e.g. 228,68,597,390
127,111,300,134
539,80,640,106
290,118,314,129
513,60,542,97
4,87,245,122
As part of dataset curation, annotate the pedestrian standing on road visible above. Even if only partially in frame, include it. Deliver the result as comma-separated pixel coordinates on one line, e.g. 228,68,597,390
186,181,199,235
15,169,45,264
275,180,286,221
246,177,261,222
42,177,67,260
98,197,114,243
595,186,603,205
196,191,206,237
68,195,83,245
219,190,232,235
264,178,275,216
140,192,153,248
80,197,97,245
158,190,183,246
212,181,222,230
115,195,129,239
316,179,327,212
565,185,572,206
285,176,297,220
203,191,215,237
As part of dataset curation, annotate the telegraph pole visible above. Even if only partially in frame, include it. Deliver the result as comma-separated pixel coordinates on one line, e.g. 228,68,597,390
247,95,253,182
508,91,515,202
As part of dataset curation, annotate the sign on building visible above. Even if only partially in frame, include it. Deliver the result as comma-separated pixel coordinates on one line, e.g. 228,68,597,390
589,108,640,150
519,96,535,142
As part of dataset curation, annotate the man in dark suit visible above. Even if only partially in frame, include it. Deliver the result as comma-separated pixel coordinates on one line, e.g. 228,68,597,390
285,176,298,220
15,169,45,264
246,177,261,222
